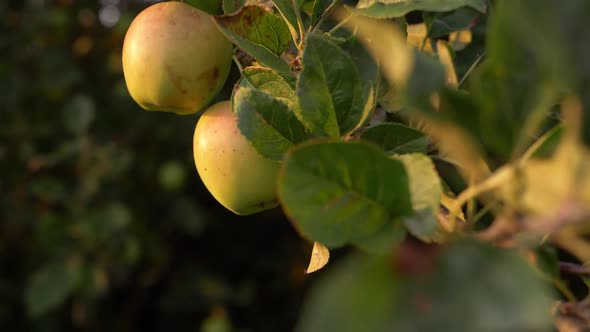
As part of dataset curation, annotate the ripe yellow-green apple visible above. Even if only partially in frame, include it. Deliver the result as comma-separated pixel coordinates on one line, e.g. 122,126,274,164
122,1,232,115
193,101,280,215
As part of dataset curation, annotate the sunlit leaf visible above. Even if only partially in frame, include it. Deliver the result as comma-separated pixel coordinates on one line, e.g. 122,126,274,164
395,154,444,242
360,123,430,155
297,33,365,137
350,0,486,19
498,98,590,217
406,23,433,53
232,67,308,160
236,66,298,108
271,0,301,42
425,8,480,39
340,36,380,132
215,6,291,72
279,141,413,248
306,241,330,274
437,40,458,86
233,87,308,160
338,13,412,87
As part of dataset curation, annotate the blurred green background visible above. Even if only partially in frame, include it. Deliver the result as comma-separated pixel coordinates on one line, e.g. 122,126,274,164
0,1,314,331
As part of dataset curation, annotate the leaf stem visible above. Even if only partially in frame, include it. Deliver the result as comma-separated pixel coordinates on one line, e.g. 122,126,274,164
232,54,244,74
520,124,562,162
470,201,497,223
327,11,353,36
458,51,486,87
293,0,306,51
553,279,578,303
450,165,514,221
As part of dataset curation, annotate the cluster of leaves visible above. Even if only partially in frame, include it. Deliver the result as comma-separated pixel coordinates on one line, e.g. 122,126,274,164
189,0,590,329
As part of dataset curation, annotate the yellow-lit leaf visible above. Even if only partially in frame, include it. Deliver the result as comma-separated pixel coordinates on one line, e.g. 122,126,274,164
306,241,330,274
336,10,413,86
337,10,489,183
448,29,472,50
423,120,491,183
406,23,433,53
436,40,458,86
500,98,590,216
439,191,465,232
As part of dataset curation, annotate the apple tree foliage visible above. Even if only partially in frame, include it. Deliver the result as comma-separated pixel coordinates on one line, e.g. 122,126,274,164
187,0,590,329
4,0,590,330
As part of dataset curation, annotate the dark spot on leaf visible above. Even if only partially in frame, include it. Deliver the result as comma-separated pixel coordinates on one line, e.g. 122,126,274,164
216,6,264,34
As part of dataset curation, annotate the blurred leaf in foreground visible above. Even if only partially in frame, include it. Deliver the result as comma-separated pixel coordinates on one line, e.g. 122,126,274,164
296,241,553,332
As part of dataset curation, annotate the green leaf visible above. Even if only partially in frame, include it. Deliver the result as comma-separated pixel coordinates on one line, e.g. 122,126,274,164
469,62,548,155
530,124,563,159
474,0,590,149
296,241,553,332
341,36,380,132
185,0,221,15
232,67,308,160
425,8,480,39
296,254,398,332
395,154,443,242
360,123,430,154
393,242,554,331
214,6,291,72
406,51,447,114
237,66,298,108
278,141,413,248
354,220,406,254
25,262,78,317
233,87,308,160
222,0,249,14
310,0,334,26
297,33,365,138
350,0,487,19
535,246,560,279
271,0,301,42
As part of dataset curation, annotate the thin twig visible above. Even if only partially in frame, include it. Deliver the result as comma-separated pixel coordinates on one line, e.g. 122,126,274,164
327,11,353,36
311,0,342,33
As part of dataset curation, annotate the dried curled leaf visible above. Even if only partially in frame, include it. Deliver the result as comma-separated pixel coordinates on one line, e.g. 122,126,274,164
306,242,330,274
